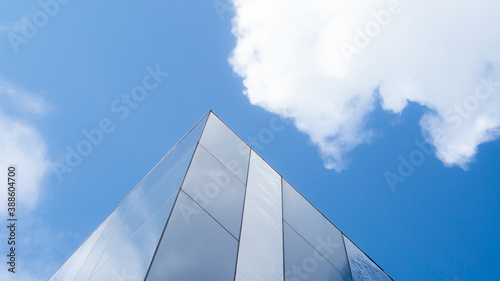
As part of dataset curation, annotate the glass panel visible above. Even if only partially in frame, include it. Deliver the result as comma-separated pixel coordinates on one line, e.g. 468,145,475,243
72,189,137,280
130,112,208,197
49,113,208,280
283,179,351,280
145,191,238,281
284,222,350,281
88,194,176,281
344,236,392,281
181,144,246,238
199,113,250,183
89,116,203,274
51,216,108,281
235,151,283,281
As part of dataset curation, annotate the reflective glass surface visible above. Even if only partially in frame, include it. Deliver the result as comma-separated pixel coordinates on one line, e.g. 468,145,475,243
181,144,246,238
130,112,207,197
91,120,199,273
51,216,108,281
53,114,207,280
48,270,58,281
88,195,175,281
283,179,351,280
284,223,350,281
344,236,392,281
49,112,393,281
72,189,137,280
199,113,250,183
235,151,283,281
145,191,238,281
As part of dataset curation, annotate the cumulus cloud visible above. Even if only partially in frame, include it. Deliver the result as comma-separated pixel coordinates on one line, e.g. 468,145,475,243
229,0,500,171
0,80,51,211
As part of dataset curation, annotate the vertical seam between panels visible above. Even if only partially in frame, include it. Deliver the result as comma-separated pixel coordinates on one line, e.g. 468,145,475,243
83,112,210,280
141,183,183,281
87,191,181,278
232,149,253,281
208,113,394,279
142,139,204,281
107,111,211,219
282,178,393,278
281,177,286,281
197,111,212,145
90,143,199,278
342,235,354,281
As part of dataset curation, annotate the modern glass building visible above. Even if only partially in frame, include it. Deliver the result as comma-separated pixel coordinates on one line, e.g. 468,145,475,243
48,111,393,281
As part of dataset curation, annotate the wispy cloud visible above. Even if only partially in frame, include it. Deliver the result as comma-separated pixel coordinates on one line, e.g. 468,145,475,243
0,80,51,114
229,0,500,171
0,80,51,212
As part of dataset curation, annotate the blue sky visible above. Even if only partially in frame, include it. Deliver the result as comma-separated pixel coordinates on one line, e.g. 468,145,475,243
0,0,499,280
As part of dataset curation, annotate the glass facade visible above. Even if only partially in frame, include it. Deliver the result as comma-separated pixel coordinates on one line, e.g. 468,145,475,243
283,179,352,280
49,111,392,281
235,151,283,281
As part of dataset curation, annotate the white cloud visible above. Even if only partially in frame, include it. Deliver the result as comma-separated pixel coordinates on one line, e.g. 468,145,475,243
0,81,53,280
229,0,500,171
0,80,51,212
